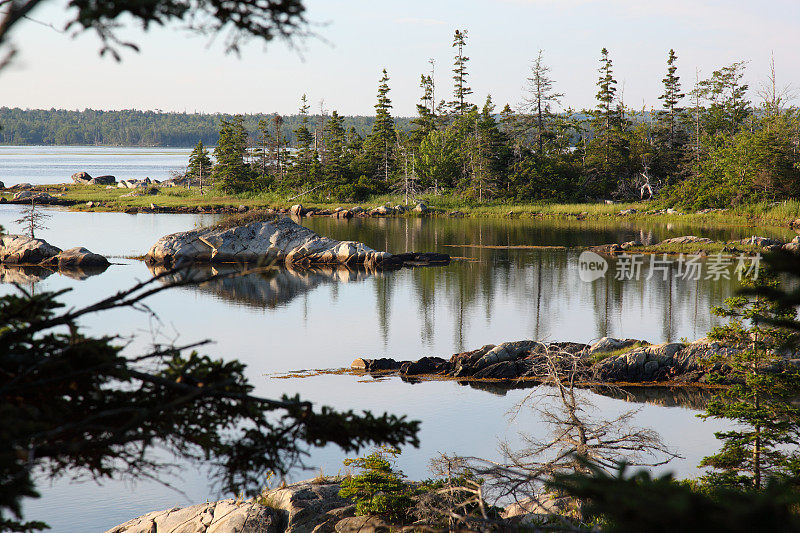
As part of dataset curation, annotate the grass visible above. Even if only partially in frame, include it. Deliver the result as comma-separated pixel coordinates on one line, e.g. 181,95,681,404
624,242,768,256
8,185,800,229
211,209,278,230
588,342,650,365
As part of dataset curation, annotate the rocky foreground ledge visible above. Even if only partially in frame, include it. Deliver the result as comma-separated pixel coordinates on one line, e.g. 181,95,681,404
351,336,796,385
145,215,450,270
106,478,536,533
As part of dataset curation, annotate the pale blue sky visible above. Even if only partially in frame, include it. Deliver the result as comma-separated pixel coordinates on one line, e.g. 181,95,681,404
1,0,798,116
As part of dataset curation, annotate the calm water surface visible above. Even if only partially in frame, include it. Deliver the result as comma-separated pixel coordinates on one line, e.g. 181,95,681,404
0,146,192,186
2,205,793,532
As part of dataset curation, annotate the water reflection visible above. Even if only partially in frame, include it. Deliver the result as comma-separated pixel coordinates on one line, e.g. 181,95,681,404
137,248,743,350
147,263,379,310
0,263,109,283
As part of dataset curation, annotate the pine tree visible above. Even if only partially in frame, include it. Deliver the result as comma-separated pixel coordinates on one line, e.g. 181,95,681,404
700,273,800,490
658,49,685,150
187,140,212,191
364,69,396,186
521,50,563,154
587,47,629,195
410,74,436,145
323,110,349,189
212,116,251,193
450,29,473,115
653,49,687,184
290,94,317,188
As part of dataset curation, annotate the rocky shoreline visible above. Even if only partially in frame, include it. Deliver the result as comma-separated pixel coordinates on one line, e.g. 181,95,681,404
590,234,800,255
350,336,799,386
106,477,537,533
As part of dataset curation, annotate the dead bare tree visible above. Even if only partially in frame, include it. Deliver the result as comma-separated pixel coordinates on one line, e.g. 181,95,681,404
422,344,680,531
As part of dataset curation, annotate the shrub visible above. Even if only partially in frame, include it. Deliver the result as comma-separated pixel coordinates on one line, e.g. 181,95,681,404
339,447,412,520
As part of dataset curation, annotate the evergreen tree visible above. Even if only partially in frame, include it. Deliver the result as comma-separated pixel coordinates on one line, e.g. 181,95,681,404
410,74,437,144
363,69,396,187
653,49,687,184
187,140,212,190
212,116,252,192
521,50,563,154
323,110,349,190
287,94,319,188
586,47,629,195
700,273,800,490
658,49,685,149
450,29,473,115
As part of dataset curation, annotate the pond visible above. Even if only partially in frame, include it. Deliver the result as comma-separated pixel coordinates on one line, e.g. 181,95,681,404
1,205,788,532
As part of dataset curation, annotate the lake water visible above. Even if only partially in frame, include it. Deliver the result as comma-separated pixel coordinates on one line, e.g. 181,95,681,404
0,146,192,186
0,149,796,532
2,204,792,532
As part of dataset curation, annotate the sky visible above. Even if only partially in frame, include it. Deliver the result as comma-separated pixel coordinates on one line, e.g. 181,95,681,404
1,0,799,116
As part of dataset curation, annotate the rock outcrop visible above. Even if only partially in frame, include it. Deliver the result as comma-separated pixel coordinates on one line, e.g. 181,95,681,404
0,235,62,264
0,234,110,271
11,191,57,203
107,477,538,533
349,337,759,385
145,216,449,270
105,499,280,533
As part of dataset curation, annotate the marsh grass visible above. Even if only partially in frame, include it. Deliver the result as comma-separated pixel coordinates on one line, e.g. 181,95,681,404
14,185,800,227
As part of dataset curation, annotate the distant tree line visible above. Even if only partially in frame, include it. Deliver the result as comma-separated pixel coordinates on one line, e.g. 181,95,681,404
0,107,414,148
5,31,800,208
199,32,800,207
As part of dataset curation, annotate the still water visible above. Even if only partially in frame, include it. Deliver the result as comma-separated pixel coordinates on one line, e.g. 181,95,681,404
0,146,192,186
1,206,792,532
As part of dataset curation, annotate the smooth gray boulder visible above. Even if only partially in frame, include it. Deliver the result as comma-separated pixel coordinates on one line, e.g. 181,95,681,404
45,247,110,268
71,171,92,184
0,235,61,264
0,235,110,273
145,216,394,269
11,191,56,202
90,175,117,185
